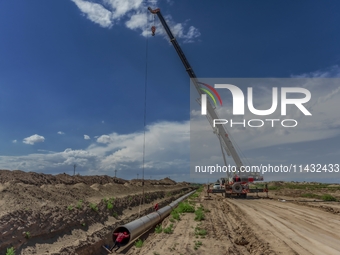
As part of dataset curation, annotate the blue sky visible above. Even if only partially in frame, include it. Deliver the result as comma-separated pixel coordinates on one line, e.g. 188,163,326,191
0,0,339,182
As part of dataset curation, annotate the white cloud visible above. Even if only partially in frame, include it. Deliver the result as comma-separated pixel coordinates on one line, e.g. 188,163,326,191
125,12,147,30
84,135,91,140
57,131,65,135
0,148,97,172
96,135,112,144
291,65,340,78
12,140,17,143
23,134,45,145
71,0,201,42
0,121,189,177
71,0,113,28
170,23,201,43
104,0,143,19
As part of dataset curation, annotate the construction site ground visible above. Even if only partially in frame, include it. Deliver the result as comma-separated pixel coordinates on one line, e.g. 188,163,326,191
126,182,340,255
0,170,193,255
1,170,340,255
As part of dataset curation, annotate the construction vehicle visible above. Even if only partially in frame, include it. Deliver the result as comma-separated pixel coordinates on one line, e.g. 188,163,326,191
148,7,268,198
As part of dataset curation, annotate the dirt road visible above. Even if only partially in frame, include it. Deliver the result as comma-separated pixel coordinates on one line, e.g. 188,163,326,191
126,193,340,255
232,198,340,255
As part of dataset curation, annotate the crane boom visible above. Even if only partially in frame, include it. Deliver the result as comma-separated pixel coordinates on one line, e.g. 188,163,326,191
148,7,263,182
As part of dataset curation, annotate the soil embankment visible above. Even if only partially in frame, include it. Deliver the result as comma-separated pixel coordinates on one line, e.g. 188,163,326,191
0,170,192,255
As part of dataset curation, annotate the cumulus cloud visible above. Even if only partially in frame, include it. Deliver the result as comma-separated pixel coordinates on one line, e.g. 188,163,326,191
71,0,200,42
71,0,113,28
57,131,65,135
96,135,112,144
84,135,91,140
0,121,189,178
89,121,190,172
0,148,98,172
23,134,45,145
12,140,17,143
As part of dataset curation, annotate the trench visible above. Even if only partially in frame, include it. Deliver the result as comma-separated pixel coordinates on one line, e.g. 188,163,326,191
73,190,196,255
1,187,194,255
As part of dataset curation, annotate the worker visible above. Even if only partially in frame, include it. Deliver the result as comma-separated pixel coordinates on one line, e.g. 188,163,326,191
111,231,129,252
154,203,159,211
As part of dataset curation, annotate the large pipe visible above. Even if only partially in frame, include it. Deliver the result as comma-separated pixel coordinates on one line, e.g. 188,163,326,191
113,190,196,245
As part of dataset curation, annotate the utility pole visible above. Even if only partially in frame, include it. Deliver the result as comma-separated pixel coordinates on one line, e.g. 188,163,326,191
73,164,77,176
114,169,117,178
137,173,139,179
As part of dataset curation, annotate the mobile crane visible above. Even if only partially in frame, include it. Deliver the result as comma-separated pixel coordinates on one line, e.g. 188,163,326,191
148,7,267,198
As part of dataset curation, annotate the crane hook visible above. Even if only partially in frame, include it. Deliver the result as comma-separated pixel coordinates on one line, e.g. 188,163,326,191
151,26,156,36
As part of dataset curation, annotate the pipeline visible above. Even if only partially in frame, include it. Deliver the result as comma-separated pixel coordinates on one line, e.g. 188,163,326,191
112,190,196,246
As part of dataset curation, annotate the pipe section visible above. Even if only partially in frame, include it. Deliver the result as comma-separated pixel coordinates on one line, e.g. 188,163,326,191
113,190,196,245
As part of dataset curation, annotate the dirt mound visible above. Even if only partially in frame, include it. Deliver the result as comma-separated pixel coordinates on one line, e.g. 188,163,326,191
0,170,126,186
158,177,176,185
267,181,285,187
128,177,177,186
0,169,192,254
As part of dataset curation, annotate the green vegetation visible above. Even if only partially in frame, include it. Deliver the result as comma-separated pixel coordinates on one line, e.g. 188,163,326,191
195,226,207,237
194,240,202,250
171,210,181,221
6,247,15,255
107,201,113,210
67,205,73,211
194,208,205,221
255,182,340,191
77,200,83,209
163,224,174,234
190,192,199,199
301,193,320,199
81,223,86,227
134,239,143,248
89,203,98,212
177,202,195,213
169,218,175,223
112,212,118,218
321,194,337,201
25,231,30,239
155,224,163,233
300,193,337,201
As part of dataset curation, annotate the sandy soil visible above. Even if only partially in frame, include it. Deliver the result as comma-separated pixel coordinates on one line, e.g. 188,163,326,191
2,170,340,255
126,192,275,255
0,170,192,255
232,198,340,255
125,191,340,255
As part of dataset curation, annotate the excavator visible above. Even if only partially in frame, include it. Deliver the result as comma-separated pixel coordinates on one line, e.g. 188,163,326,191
148,7,268,198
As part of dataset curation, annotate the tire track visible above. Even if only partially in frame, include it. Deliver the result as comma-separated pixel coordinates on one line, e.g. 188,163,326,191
231,198,340,255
